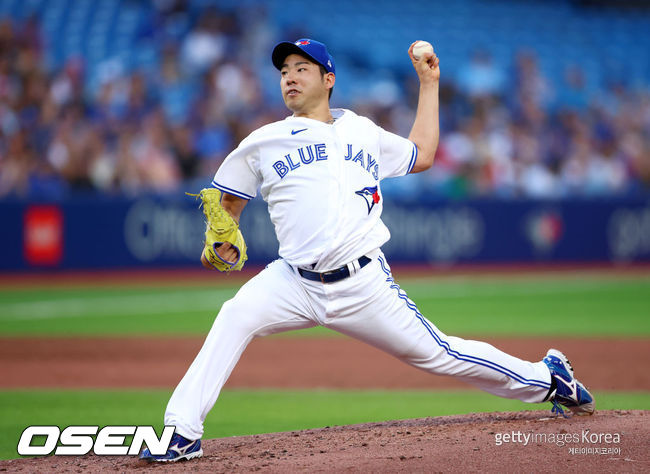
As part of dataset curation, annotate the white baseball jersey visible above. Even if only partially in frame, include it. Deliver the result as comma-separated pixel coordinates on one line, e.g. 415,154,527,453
211,108,417,271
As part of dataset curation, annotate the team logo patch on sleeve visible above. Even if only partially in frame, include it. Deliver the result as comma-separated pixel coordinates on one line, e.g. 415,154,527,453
355,186,381,214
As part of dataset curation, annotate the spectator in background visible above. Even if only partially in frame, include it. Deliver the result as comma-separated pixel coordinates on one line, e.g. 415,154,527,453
559,65,589,111
170,124,200,180
158,45,196,124
512,50,554,111
129,109,180,192
457,49,505,100
180,7,226,76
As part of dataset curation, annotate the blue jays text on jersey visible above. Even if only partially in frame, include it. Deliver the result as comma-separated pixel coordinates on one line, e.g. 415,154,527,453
272,143,379,180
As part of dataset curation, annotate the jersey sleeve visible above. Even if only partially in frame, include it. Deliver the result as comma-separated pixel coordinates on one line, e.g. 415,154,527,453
377,126,418,179
211,136,261,200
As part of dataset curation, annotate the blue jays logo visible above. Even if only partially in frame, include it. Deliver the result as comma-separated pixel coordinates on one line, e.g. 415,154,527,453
355,186,381,214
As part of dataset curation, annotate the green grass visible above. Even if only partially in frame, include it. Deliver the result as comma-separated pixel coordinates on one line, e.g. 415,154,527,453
1,275,648,336
1,389,648,460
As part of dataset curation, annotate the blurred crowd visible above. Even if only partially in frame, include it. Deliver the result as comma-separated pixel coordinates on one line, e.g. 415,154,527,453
394,51,650,199
1,5,649,200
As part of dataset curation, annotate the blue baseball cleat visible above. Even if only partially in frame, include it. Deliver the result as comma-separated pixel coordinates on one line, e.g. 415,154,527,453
139,432,203,462
543,349,595,417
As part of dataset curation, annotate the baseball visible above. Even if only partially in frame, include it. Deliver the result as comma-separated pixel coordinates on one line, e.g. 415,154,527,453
412,40,433,60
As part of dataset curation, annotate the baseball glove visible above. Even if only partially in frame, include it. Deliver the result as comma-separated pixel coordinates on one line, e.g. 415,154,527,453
187,188,247,272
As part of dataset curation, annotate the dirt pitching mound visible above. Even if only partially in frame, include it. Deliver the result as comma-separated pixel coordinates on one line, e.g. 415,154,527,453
3,410,647,473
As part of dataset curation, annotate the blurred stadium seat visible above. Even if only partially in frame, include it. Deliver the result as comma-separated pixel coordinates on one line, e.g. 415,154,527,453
0,0,649,199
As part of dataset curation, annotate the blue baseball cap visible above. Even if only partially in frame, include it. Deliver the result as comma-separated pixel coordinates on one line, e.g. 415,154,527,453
272,39,335,74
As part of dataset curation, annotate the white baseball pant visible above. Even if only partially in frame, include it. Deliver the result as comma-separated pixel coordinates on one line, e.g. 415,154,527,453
165,250,552,440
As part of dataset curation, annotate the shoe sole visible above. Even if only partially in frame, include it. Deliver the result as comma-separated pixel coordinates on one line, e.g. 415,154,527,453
547,348,595,416
147,448,203,462
570,402,595,416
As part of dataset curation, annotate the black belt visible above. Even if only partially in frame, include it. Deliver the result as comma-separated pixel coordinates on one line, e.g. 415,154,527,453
298,256,372,284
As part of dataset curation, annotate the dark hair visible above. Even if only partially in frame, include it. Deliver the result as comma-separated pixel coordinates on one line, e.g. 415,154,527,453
319,64,334,99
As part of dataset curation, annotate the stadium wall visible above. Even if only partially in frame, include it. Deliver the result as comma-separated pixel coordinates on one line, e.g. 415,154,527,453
1,196,649,271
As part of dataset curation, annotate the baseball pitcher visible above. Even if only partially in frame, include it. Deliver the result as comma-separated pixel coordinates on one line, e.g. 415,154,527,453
141,39,594,462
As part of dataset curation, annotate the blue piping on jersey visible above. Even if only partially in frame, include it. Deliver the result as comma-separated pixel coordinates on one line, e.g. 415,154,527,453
376,256,551,390
407,143,418,174
211,181,254,200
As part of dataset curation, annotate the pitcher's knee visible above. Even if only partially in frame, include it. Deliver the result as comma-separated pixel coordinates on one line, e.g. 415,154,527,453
214,298,273,338
213,299,251,331
399,338,468,376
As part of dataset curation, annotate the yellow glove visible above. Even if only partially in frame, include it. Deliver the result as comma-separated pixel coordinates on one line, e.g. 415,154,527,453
187,188,247,272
